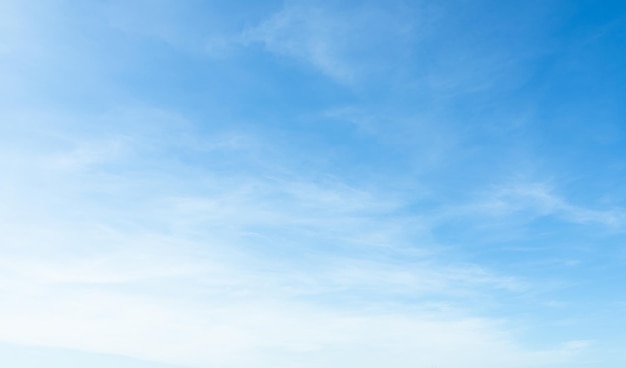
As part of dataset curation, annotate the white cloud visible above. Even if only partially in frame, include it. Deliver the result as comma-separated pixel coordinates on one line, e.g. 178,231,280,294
0,4,600,363
0,278,578,368
0,107,589,368
464,181,626,229
240,2,416,84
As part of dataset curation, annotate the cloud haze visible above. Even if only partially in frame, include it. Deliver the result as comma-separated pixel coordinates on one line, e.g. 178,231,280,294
2,0,626,367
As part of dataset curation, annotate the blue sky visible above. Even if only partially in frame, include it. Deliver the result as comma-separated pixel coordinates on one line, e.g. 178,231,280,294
1,0,626,367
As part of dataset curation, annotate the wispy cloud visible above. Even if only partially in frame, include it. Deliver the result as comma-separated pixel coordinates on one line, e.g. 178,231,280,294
2,1,620,367
0,104,583,367
239,2,417,84
454,181,626,229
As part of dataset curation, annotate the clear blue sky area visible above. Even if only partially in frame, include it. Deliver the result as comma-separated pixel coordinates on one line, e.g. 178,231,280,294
1,1,626,367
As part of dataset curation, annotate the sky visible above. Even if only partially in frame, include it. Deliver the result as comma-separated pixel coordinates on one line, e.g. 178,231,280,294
1,0,626,367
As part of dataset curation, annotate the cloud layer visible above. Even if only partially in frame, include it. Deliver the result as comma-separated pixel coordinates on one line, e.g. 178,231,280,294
2,0,626,367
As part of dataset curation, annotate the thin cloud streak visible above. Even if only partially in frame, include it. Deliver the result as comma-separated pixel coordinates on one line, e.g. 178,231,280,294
0,105,581,367
1,0,621,366
239,2,417,85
